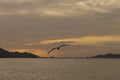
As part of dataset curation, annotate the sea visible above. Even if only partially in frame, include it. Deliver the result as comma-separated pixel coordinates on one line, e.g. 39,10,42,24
0,58,120,80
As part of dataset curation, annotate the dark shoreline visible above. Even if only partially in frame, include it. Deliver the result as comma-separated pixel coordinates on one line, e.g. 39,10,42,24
1,48,120,58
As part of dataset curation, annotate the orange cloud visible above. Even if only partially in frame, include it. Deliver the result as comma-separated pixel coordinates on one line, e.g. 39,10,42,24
25,35,120,46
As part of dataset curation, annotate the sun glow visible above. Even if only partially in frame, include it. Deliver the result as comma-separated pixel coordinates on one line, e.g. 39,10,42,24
9,49,49,57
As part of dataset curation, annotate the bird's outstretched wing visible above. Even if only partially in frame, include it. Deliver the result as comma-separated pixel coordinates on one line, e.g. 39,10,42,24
48,48,56,54
59,44,70,48
48,44,70,54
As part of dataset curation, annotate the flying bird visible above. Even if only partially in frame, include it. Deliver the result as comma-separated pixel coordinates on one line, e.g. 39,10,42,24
48,44,70,54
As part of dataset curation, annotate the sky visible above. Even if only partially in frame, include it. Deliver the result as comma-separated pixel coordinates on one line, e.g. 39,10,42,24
0,0,120,57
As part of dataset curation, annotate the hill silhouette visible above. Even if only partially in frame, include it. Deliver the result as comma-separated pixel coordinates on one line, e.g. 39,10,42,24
91,53,120,58
0,48,39,58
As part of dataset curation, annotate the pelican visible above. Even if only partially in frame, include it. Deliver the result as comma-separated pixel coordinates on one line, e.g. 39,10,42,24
48,44,69,54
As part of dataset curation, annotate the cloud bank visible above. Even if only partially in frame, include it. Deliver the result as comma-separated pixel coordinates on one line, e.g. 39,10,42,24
25,35,120,46
0,0,120,16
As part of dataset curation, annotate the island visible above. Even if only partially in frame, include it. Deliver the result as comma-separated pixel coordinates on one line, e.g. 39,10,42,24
0,48,39,58
90,53,120,58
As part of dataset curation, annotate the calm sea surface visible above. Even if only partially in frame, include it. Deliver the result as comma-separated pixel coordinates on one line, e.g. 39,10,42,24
0,58,120,80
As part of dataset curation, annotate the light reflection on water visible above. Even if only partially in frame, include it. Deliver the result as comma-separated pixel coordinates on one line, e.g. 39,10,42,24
0,58,120,80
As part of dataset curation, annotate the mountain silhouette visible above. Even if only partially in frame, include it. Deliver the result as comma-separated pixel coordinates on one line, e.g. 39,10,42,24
0,48,39,58
91,53,120,58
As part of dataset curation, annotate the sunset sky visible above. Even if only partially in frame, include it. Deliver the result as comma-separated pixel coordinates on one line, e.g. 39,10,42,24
0,0,120,57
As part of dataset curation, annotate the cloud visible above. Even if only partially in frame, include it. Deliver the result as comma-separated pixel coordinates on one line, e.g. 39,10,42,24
37,0,120,16
25,35,120,46
0,0,120,16
39,9,66,17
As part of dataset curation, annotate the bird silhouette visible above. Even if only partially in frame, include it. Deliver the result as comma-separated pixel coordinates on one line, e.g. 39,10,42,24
48,44,70,54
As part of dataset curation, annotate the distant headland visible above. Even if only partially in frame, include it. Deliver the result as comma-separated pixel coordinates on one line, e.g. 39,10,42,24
0,48,39,58
0,48,120,58
90,53,120,58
